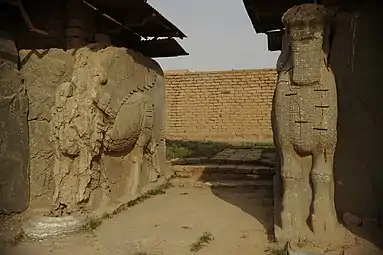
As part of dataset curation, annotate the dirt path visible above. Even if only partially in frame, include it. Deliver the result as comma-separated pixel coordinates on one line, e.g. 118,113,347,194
5,185,383,255
7,186,274,255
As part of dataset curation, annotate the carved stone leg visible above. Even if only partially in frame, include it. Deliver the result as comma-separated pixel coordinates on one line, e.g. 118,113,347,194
145,141,161,182
127,146,143,198
52,157,63,207
76,150,93,204
310,152,342,239
277,146,312,242
52,155,75,214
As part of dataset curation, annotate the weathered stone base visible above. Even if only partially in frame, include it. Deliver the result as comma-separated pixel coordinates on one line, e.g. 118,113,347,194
22,174,173,239
23,216,89,240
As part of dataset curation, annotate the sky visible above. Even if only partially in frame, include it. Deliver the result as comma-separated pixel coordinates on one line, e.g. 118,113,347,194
148,0,280,71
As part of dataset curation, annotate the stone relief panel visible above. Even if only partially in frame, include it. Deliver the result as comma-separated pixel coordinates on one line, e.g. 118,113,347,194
19,48,74,210
50,44,168,216
0,31,29,213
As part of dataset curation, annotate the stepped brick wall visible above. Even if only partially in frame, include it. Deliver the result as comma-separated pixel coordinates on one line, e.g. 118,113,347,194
164,69,277,142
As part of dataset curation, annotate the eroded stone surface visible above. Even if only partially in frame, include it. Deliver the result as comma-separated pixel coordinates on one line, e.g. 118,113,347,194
20,48,75,210
49,44,168,216
272,4,343,243
0,32,29,213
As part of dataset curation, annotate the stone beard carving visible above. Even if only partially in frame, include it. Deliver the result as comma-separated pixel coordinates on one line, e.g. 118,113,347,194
51,45,165,215
272,4,343,242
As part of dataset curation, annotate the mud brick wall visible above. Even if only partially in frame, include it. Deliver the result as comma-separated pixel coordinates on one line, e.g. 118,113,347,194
165,69,277,142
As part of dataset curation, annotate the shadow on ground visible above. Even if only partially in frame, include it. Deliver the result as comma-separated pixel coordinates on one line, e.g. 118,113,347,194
209,185,275,242
172,139,383,250
193,147,277,242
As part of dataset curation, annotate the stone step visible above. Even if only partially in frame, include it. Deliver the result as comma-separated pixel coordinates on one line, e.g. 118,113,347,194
171,164,275,180
170,157,276,167
170,178,274,189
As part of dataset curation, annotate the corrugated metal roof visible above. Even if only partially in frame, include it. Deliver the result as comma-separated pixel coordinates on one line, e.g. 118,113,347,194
241,0,375,51
84,0,186,39
242,0,314,33
0,0,188,58
134,38,189,58
242,0,381,34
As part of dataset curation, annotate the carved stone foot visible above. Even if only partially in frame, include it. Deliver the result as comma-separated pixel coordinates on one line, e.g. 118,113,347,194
311,216,347,243
274,218,314,243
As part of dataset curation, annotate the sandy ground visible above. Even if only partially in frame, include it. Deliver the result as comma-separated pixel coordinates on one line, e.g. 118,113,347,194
3,186,383,255
6,186,274,255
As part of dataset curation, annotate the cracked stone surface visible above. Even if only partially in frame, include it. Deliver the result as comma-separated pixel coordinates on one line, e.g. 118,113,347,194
20,45,169,216
20,48,74,210
0,32,29,213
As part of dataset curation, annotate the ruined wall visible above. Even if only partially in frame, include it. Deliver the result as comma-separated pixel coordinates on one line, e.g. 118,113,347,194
20,45,169,215
165,69,276,142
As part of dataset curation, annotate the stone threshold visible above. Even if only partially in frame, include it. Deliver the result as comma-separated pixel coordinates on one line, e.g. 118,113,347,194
171,164,275,177
170,178,273,189
169,157,276,167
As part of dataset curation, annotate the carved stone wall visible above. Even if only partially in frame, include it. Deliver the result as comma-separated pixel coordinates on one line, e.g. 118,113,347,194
0,32,29,213
20,45,169,215
19,49,74,211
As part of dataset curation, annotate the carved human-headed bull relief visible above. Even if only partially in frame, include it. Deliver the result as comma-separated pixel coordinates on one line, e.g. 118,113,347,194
51,45,165,215
272,4,344,242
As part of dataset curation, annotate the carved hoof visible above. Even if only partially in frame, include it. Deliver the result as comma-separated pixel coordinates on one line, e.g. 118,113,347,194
274,224,314,244
312,221,347,243
312,214,337,232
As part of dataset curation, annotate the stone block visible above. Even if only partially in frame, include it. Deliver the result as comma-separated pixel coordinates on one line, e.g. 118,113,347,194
185,158,201,165
217,164,237,173
251,166,271,175
170,158,187,165
234,165,253,174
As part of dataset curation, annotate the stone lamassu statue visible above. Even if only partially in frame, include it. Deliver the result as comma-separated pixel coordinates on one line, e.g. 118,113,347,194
272,4,345,243
51,45,166,215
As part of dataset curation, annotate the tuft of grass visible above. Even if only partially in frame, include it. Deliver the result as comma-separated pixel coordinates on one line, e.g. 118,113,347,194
190,232,214,252
166,143,191,159
296,238,307,248
112,182,173,216
240,233,248,239
81,217,103,233
102,213,112,220
264,247,288,255
166,140,229,159
10,231,24,246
